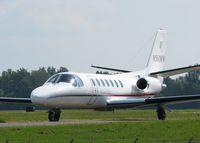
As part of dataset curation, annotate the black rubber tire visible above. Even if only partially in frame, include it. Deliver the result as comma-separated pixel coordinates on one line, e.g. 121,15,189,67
157,105,166,120
48,109,61,122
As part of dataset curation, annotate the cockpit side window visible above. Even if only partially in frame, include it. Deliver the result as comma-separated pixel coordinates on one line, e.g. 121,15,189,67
75,75,84,87
46,74,59,83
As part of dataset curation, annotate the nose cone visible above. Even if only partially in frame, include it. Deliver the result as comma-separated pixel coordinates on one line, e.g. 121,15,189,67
31,86,48,105
31,84,71,106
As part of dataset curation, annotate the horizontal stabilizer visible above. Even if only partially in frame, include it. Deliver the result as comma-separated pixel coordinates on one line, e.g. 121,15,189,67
0,97,32,103
91,65,131,73
150,65,200,78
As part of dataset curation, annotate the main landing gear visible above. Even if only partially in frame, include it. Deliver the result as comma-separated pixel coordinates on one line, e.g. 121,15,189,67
48,108,61,122
156,105,166,120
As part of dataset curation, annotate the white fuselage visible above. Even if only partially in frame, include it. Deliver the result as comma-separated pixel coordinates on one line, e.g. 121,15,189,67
30,72,162,109
30,29,167,110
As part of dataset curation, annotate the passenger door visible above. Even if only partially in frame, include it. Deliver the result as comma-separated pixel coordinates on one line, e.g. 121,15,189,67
87,76,98,105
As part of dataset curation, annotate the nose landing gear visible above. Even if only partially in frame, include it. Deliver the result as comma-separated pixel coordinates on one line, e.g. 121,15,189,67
156,105,166,120
48,108,61,122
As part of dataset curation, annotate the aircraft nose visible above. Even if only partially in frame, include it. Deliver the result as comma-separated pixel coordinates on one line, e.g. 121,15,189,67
31,84,70,105
31,86,49,105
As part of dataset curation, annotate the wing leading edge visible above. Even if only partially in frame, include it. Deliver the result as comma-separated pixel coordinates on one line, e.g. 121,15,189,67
91,65,200,77
107,94,200,108
0,97,32,103
150,65,200,78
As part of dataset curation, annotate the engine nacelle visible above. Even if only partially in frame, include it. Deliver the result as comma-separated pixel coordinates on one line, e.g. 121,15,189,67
136,77,163,93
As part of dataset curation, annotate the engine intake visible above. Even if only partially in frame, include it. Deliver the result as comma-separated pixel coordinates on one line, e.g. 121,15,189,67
136,78,148,90
136,77,163,93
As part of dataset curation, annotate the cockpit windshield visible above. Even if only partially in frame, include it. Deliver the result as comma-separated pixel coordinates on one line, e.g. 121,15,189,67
46,73,84,87
58,74,77,86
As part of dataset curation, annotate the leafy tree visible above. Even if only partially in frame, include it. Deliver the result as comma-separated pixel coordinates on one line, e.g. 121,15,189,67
0,66,68,98
162,70,200,96
47,67,56,76
57,67,68,73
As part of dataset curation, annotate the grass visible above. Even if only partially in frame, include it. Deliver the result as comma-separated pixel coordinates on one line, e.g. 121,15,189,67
0,109,200,122
0,109,200,142
0,120,200,143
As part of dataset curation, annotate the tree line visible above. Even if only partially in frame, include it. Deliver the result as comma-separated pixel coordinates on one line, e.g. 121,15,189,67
0,67,68,98
0,67,199,99
162,70,200,96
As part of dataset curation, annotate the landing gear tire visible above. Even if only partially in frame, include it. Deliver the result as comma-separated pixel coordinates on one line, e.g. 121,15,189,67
157,105,166,120
48,108,61,122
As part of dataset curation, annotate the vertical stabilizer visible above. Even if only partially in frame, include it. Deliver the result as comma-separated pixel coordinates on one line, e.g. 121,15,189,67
146,29,167,74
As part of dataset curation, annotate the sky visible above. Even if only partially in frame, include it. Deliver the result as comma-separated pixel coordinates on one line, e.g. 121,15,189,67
0,0,200,73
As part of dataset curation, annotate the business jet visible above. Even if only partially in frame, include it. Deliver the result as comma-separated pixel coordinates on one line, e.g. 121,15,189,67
0,29,200,122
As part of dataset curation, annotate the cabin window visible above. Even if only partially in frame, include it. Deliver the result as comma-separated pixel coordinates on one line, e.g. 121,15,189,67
114,80,119,87
105,79,110,87
100,79,105,87
96,79,101,86
118,80,123,87
91,79,96,86
109,79,114,87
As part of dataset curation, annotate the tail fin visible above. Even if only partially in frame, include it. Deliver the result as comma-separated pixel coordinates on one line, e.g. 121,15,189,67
146,29,167,74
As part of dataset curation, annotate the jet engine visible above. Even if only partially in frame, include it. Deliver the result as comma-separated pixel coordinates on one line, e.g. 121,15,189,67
136,77,164,93
136,78,148,90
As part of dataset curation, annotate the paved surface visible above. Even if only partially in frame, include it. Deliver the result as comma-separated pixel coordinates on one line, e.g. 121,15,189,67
0,119,133,127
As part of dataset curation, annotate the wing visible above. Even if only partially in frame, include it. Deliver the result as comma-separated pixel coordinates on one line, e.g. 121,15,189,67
150,65,200,78
91,65,131,73
91,64,200,75
0,97,32,103
107,94,200,108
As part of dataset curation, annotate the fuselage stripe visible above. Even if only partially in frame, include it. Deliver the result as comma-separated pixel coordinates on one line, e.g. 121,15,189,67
47,93,156,99
111,93,156,97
